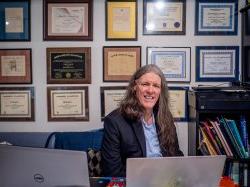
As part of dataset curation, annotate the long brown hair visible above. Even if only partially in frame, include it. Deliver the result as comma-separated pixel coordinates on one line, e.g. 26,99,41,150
119,64,178,155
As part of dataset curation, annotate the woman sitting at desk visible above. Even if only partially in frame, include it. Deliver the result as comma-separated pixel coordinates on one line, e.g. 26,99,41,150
101,64,183,177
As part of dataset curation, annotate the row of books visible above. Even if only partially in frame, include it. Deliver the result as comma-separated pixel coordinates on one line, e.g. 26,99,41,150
224,161,249,187
198,116,249,159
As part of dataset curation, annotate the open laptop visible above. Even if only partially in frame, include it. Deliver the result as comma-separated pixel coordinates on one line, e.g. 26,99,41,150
126,155,226,187
0,145,90,187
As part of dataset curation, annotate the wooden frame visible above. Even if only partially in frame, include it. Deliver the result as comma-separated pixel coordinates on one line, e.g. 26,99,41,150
0,87,35,121
103,46,141,82
143,0,186,35
0,49,32,84
100,86,127,120
47,86,89,121
105,0,137,40
147,47,191,82
195,0,238,35
0,0,31,41
43,0,93,41
47,47,91,84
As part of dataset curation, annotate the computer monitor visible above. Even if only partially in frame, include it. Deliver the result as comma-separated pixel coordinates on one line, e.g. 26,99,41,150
0,145,90,187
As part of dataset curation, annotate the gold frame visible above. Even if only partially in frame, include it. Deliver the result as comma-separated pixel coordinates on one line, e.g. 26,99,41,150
106,0,137,40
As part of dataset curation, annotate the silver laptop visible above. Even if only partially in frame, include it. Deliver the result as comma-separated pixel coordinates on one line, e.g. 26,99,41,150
126,155,226,187
0,145,90,187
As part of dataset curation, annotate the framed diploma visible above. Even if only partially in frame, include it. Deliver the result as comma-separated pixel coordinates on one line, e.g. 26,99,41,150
0,87,35,121
103,46,141,82
143,0,186,35
168,87,188,121
147,47,190,82
47,47,91,84
106,0,137,40
47,86,89,121
0,0,30,41
43,0,93,41
195,0,238,35
100,86,127,120
196,46,239,82
0,49,32,84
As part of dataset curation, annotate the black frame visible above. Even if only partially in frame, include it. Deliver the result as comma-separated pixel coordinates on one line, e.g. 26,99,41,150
143,0,186,35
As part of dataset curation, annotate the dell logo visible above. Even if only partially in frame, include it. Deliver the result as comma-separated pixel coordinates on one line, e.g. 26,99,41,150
34,174,44,183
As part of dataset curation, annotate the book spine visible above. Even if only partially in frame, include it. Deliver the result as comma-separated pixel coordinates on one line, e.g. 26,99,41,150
240,115,249,157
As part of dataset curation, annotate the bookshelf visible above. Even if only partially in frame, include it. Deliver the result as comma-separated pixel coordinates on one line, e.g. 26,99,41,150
188,88,250,187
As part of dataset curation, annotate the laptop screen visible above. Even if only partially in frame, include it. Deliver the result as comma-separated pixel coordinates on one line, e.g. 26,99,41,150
0,145,90,187
126,155,226,187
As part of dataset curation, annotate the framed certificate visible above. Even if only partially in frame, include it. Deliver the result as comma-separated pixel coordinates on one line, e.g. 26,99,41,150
195,0,238,35
147,47,190,82
43,0,93,41
103,46,141,82
0,49,32,84
0,0,30,41
100,86,127,120
106,0,137,40
196,46,239,82
47,47,91,84
0,87,34,121
47,86,89,121
168,87,188,121
143,0,186,35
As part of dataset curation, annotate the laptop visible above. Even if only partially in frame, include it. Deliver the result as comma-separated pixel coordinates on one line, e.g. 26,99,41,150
126,155,226,187
0,145,90,187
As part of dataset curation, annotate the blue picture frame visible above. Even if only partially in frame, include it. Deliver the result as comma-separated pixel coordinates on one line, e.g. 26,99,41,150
195,0,238,35
147,47,191,82
168,87,189,122
0,0,30,41
196,46,239,82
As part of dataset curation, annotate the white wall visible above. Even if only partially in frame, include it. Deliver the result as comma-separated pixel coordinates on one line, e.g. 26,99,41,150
0,0,245,155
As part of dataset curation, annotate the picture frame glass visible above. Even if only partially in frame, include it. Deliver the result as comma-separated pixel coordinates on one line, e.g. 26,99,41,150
147,47,191,82
103,46,141,82
100,86,127,120
47,86,89,121
195,0,238,35
47,47,91,84
43,0,93,41
0,49,32,84
106,0,137,40
143,0,186,35
0,0,30,41
168,87,188,121
196,46,239,82
0,87,35,121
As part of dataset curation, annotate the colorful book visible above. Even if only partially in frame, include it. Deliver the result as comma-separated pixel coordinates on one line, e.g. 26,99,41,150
224,118,248,158
206,120,226,155
201,121,222,155
219,117,242,158
239,115,249,157
210,119,233,157
199,127,217,155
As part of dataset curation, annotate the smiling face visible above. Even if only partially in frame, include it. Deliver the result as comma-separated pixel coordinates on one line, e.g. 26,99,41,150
135,72,161,115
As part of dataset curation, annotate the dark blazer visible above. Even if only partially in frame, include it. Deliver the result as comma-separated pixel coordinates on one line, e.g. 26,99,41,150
101,109,183,177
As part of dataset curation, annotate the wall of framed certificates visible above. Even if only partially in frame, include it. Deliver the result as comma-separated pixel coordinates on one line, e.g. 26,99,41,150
0,0,245,155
